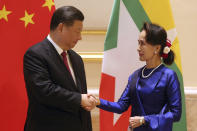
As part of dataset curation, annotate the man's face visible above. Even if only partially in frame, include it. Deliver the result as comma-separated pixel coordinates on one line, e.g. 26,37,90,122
61,20,83,50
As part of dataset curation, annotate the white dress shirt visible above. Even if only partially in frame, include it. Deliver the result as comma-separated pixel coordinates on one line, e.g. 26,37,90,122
47,35,77,85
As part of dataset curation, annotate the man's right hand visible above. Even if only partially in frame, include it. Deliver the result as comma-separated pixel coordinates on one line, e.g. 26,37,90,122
81,94,96,109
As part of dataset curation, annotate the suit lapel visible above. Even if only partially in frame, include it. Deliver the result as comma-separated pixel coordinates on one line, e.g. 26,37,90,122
45,39,79,91
46,39,64,67
68,50,82,93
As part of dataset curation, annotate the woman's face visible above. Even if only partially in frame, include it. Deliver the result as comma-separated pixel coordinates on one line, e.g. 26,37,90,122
137,30,159,62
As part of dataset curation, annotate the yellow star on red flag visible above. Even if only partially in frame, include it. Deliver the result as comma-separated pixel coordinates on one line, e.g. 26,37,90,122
42,0,55,12
0,5,12,22
20,10,35,28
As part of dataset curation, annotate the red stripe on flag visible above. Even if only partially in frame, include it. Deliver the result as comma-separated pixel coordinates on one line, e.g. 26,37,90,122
100,73,131,131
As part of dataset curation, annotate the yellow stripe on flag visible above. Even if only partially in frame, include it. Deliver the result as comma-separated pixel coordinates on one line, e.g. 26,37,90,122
171,37,183,73
139,0,175,30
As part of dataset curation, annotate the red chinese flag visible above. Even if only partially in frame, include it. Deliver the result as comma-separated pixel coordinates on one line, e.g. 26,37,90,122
0,0,55,130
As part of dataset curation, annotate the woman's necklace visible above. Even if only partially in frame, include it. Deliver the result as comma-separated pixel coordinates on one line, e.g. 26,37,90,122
142,63,163,78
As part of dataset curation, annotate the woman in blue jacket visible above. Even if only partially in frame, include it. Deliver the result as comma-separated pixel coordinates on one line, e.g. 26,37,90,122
96,22,182,131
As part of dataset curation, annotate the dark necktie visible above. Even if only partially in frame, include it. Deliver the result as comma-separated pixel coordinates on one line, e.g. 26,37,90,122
61,52,86,92
61,51,71,74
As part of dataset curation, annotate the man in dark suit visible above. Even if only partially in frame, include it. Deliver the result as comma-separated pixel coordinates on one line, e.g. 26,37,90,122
23,6,95,131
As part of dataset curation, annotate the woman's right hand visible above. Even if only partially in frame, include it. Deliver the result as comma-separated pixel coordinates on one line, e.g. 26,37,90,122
83,94,100,111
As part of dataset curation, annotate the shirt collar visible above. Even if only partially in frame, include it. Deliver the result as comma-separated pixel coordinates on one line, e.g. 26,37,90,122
47,34,66,55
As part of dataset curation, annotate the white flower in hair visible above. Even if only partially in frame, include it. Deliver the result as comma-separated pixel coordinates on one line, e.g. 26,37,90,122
163,46,170,54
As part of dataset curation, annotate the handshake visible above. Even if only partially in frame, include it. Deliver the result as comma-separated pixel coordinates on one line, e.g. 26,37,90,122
81,94,100,111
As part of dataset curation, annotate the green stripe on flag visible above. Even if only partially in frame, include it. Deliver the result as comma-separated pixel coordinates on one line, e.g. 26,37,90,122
166,63,187,131
122,0,151,30
104,0,120,51
104,0,151,51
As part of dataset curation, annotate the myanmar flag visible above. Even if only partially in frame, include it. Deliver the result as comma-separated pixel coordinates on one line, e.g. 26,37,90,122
0,0,55,130
99,0,187,131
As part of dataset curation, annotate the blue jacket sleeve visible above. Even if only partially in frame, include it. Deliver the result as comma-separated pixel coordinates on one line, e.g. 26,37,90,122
144,71,182,131
97,80,132,114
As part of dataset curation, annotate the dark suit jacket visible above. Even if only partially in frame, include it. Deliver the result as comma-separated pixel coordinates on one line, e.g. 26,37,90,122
23,38,92,131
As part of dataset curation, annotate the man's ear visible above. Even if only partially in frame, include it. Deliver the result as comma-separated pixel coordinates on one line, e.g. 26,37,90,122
57,23,64,32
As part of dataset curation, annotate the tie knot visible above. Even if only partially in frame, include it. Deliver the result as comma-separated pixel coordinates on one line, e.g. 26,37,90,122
61,51,67,58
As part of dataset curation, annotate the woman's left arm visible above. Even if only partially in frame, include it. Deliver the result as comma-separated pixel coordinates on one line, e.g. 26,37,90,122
143,71,182,130
164,71,182,121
